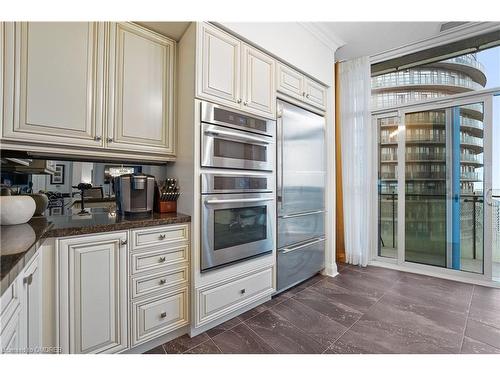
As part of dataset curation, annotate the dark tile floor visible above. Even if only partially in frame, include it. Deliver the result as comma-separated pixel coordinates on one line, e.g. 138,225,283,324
145,264,500,354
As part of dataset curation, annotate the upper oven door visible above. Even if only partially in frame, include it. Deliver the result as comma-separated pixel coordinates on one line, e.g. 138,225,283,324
201,101,275,137
201,193,275,271
201,123,275,171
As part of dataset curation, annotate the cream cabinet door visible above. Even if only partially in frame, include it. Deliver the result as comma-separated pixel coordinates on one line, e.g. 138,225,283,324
242,45,276,119
106,23,175,155
304,78,327,110
21,253,42,352
276,62,304,100
58,232,128,354
197,23,241,108
2,22,105,147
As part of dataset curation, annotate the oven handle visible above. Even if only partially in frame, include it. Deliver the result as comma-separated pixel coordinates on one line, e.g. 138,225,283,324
205,197,275,205
204,128,272,145
279,237,326,254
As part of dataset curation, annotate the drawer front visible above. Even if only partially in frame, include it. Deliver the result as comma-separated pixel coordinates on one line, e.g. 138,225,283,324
132,224,189,251
131,244,189,275
304,79,326,110
276,63,303,99
198,267,273,324
131,266,188,299
132,287,189,346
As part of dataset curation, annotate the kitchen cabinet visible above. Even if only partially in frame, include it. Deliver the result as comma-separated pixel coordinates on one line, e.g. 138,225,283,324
106,23,175,155
276,62,327,111
21,252,42,352
57,232,128,354
197,23,276,119
2,22,106,147
1,22,177,160
0,278,23,354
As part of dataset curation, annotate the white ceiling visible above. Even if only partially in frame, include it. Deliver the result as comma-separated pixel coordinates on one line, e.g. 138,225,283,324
135,22,191,41
320,22,444,61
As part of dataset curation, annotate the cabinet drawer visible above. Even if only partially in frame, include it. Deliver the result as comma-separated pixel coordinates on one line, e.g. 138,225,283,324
131,287,188,346
197,267,273,324
276,63,303,100
131,244,189,275
131,266,188,299
304,79,327,110
131,224,189,251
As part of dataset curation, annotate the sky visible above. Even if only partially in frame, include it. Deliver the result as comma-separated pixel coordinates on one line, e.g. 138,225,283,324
476,46,500,191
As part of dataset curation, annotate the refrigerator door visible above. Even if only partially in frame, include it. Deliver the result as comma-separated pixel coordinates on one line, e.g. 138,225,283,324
277,237,325,292
277,100,326,217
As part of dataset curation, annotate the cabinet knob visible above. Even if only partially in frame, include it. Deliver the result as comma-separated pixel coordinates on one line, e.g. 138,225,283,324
243,101,248,106
23,274,33,286
306,93,310,98
107,137,113,143
240,288,246,294
159,279,167,285
237,98,242,104
120,239,127,246
158,256,166,263
94,136,102,141
160,312,167,319
159,234,166,240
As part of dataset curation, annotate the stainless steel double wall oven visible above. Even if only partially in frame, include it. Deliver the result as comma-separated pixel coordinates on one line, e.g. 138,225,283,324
200,102,276,272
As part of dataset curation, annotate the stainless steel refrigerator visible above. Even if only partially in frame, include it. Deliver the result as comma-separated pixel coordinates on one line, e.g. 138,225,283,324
276,99,326,293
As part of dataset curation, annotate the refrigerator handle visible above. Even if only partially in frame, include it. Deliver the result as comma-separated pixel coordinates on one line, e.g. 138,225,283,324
277,104,284,210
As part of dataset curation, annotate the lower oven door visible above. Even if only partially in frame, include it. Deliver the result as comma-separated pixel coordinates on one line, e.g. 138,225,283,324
201,193,275,271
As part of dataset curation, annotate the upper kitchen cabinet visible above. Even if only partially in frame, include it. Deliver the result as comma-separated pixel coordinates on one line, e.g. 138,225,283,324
276,62,327,111
106,23,176,155
241,44,276,117
2,22,106,147
197,23,241,108
197,23,276,119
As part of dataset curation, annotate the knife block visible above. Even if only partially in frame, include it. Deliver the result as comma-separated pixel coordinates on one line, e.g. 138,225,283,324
158,200,177,213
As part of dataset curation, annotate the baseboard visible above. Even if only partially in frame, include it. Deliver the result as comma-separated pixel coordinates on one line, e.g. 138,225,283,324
122,325,189,354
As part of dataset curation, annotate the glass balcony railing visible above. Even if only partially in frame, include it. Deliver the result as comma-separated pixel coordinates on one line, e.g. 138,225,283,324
461,171,480,180
406,171,446,179
443,55,486,73
406,153,445,161
461,153,483,164
372,70,483,91
461,134,483,147
461,116,484,131
406,134,446,143
380,153,397,162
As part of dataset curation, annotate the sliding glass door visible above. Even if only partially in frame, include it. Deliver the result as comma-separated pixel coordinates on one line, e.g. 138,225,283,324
376,93,495,280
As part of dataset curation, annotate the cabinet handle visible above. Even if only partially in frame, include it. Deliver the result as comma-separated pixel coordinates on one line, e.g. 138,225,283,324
240,288,246,294
158,256,166,263
159,279,167,285
23,274,33,286
160,312,167,318
243,101,248,106
120,239,127,246
159,234,166,240
94,136,102,141
306,93,310,98
302,92,306,96
107,137,113,143
237,98,242,104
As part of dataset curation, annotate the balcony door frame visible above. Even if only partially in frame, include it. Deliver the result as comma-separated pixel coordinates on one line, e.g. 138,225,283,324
372,90,495,284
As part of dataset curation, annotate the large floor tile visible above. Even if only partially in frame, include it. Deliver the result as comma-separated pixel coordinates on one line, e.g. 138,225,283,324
245,309,324,353
465,319,500,349
461,337,500,354
206,316,243,338
271,298,348,348
363,293,466,352
388,273,473,314
163,333,211,354
469,287,500,329
144,345,166,354
312,280,381,312
184,339,222,354
327,317,455,354
323,269,393,298
293,287,364,328
212,323,277,354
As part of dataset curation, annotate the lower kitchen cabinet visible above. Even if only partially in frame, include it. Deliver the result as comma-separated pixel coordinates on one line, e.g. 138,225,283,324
57,232,129,354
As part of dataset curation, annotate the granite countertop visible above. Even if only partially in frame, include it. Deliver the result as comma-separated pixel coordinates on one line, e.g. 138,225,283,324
0,205,190,295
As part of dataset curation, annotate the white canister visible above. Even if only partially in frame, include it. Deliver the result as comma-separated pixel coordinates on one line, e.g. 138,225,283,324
0,195,36,225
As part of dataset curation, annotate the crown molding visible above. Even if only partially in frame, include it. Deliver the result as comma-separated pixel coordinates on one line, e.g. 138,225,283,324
299,22,345,52
370,21,500,64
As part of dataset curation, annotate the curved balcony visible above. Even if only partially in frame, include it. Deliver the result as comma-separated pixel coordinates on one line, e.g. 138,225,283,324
430,54,487,87
371,69,484,93
461,153,483,165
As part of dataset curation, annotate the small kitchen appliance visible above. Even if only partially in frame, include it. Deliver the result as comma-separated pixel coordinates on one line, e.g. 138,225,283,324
114,173,155,215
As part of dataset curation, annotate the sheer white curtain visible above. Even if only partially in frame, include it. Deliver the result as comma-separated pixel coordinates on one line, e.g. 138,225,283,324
339,56,375,267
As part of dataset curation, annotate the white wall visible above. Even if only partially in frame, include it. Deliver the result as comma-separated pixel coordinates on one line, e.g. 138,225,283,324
218,22,335,85
218,22,340,276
